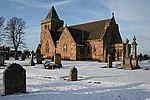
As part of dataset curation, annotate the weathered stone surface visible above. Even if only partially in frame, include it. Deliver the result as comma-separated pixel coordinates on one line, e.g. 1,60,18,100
36,45,43,64
40,7,124,62
0,53,5,66
29,50,35,66
124,57,132,70
2,63,26,96
131,36,140,69
123,38,133,70
70,66,78,81
21,53,26,61
54,54,61,65
107,54,112,68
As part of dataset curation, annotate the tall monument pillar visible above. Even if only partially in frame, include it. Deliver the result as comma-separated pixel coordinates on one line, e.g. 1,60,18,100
132,36,140,69
123,38,132,70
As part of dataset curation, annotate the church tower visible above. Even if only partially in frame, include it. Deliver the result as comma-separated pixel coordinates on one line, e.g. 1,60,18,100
45,6,64,31
40,6,64,44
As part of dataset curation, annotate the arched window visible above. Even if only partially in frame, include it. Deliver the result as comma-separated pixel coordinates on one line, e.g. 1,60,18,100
93,45,96,53
44,25,47,29
63,42,67,52
46,42,49,54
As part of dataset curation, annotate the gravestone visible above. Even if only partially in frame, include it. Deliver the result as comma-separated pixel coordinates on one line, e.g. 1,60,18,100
54,54,62,66
29,50,35,66
36,44,42,64
0,53,5,66
139,53,142,61
103,46,108,62
131,36,140,69
21,53,26,61
107,54,112,68
123,38,132,70
2,63,26,96
70,66,78,81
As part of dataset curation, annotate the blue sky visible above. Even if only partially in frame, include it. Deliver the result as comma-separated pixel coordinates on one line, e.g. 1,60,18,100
0,0,150,54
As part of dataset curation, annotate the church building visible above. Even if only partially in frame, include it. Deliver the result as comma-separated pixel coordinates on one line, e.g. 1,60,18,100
39,6,125,62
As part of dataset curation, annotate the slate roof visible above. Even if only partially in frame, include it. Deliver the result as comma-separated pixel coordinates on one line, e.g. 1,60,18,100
69,18,112,40
49,30,62,44
55,18,113,44
46,6,60,20
67,27,89,44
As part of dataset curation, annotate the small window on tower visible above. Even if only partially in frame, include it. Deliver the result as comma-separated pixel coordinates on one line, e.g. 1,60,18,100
45,25,47,29
93,45,96,53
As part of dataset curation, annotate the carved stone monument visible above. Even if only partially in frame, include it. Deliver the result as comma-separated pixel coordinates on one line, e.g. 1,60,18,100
131,36,140,69
123,38,132,70
29,50,35,66
0,53,5,66
70,66,78,81
36,45,42,64
2,63,26,96
54,53,61,66
21,53,26,61
107,54,112,68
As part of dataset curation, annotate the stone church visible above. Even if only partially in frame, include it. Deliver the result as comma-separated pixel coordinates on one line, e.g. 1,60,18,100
39,6,125,62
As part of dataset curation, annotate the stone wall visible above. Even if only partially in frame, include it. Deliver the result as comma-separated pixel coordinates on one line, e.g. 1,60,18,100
57,27,77,60
40,29,55,58
86,40,104,61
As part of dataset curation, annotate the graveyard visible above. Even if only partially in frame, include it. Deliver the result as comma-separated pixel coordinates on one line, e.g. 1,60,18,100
0,58,150,100
0,1,150,100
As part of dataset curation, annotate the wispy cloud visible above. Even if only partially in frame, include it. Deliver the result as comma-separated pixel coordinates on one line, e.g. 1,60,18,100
8,0,71,9
101,0,150,21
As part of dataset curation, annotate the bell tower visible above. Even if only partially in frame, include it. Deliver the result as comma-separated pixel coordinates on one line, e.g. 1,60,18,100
45,6,64,31
40,6,64,44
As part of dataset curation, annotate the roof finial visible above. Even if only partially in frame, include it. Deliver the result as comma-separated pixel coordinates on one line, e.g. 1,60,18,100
112,12,114,17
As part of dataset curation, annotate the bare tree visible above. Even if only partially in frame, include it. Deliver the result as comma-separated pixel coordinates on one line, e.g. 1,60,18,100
0,16,5,42
4,17,26,60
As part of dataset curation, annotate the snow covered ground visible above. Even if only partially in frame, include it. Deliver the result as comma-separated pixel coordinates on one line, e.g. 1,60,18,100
0,58,150,100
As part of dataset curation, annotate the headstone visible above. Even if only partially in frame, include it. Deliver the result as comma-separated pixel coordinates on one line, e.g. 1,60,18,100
54,54,62,66
21,53,26,61
107,54,112,68
2,63,26,96
103,46,108,62
29,50,35,66
70,66,78,81
0,53,5,66
131,36,140,69
139,53,142,61
36,45,42,64
123,38,133,70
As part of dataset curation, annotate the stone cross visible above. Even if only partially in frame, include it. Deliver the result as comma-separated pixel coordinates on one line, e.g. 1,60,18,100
131,36,140,69
2,63,26,96
70,66,78,81
132,36,137,59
